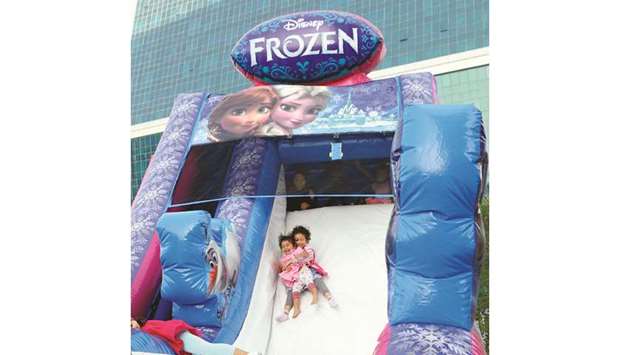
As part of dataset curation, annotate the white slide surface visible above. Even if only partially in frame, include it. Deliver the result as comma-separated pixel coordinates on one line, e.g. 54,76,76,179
266,203,393,355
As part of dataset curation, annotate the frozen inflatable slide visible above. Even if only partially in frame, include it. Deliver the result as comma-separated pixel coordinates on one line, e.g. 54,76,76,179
131,11,487,355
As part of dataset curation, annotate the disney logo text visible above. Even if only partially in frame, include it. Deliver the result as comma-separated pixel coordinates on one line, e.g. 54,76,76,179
283,18,324,31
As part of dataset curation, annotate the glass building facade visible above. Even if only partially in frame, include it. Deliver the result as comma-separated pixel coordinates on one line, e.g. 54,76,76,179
131,0,489,200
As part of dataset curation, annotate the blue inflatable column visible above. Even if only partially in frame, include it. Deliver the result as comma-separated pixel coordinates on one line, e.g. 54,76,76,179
387,104,486,330
157,210,230,328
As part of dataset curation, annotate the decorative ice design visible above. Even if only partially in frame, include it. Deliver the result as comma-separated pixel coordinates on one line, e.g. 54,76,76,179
388,323,472,355
152,155,181,175
400,73,435,105
170,95,200,118
131,92,205,279
134,182,171,209
216,138,267,245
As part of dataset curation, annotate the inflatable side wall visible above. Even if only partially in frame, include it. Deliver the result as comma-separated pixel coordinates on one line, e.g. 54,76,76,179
214,138,281,343
131,93,208,319
152,138,281,343
375,105,487,355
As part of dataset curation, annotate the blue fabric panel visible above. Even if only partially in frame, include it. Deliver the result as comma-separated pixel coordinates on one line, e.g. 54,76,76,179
389,269,474,326
278,134,392,164
158,210,212,305
215,140,281,343
131,328,176,354
195,325,221,343
388,104,483,330
172,296,222,326
153,298,172,320
395,216,476,278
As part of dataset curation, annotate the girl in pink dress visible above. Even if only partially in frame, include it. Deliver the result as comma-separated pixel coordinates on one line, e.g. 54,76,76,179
291,226,338,308
277,234,318,319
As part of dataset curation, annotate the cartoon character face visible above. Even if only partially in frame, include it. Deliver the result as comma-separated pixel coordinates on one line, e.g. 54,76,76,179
219,102,273,136
271,93,326,130
293,233,308,248
280,239,294,254
205,220,240,296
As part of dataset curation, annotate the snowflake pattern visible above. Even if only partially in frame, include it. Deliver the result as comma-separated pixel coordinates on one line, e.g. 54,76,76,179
134,182,171,209
131,211,157,236
216,138,267,246
131,92,205,279
387,323,472,355
170,95,200,118
400,73,436,105
151,155,181,175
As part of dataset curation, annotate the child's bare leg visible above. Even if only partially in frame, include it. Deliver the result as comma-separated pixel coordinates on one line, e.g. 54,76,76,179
315,278,330,298
308,283,318,304
292,291,301,318
276,288,293,322
315,277,338,307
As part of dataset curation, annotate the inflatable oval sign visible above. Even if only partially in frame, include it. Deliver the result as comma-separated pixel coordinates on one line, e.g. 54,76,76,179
231,11,385,84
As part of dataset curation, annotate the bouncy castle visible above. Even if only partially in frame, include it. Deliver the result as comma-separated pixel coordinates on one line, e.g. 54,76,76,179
131,11,487,355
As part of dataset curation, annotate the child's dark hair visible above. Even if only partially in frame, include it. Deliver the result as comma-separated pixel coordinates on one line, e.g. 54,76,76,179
291,225,311,241
279,234,295,249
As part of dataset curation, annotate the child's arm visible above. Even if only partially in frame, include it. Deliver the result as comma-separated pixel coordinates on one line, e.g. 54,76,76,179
281,255,297,271
298,247,315,263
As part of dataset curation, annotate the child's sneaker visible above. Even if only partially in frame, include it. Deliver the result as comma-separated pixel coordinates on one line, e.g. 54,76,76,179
276,312,289,322
328,297,338,308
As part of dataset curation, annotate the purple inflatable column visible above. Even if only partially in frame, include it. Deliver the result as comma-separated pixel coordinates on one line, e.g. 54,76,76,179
131,92,207,318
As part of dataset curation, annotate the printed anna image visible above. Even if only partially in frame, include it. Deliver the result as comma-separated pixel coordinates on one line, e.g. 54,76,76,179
207,86,277,142
207,85,330,142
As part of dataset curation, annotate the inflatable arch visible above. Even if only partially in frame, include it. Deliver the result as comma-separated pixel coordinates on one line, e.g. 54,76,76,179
131,11,486,355
131,73,487,355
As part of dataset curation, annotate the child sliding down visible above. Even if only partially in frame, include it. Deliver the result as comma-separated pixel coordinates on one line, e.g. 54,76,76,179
277,234,319,320
276,226,338,323
291,226,338,308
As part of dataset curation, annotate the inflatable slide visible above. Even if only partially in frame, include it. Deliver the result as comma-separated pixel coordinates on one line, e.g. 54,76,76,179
131,11,487,355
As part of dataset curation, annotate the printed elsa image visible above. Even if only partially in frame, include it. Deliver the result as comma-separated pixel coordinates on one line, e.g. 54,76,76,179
256,85,331,136
207,86,277,142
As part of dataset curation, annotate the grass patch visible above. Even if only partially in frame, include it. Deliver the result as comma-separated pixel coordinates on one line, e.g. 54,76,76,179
477,196,490,352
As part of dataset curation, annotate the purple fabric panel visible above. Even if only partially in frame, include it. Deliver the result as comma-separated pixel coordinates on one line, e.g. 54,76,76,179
432,75,439,103
131,92,205,280
399,72,436,105
216,138,268,246
387,323,473,355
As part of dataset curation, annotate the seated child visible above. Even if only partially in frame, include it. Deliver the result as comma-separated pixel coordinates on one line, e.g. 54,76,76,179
354,160,393,204
277,234,318,321
292,226,338,308
287,170,315,211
